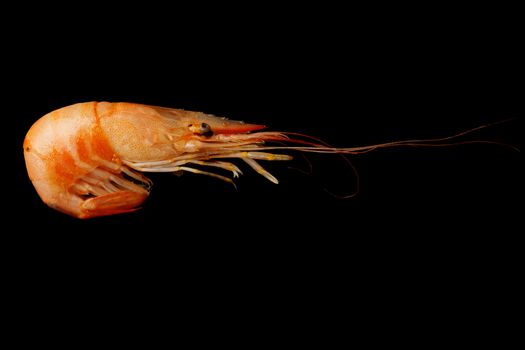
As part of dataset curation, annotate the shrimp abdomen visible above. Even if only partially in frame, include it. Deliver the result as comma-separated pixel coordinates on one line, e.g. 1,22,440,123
23,102,150,219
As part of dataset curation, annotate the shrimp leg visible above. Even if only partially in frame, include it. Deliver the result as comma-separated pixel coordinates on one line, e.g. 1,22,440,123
213,151,293,184
185,160,243,178
127,160,242,178
171,166,236,187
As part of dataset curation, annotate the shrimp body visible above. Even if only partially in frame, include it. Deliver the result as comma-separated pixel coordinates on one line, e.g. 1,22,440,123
23,102,279,218
24,102,514,219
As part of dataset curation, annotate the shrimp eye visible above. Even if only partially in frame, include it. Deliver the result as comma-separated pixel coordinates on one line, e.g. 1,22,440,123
188,123,213,137
199,123,213,137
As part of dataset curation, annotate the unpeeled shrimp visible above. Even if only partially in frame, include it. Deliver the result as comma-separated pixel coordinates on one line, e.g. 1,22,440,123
23,102,516,218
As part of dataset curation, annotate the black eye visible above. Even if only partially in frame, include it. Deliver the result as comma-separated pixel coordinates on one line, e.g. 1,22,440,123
200,123,213,137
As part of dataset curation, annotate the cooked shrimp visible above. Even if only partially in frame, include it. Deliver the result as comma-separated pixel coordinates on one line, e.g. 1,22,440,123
23,102,516,218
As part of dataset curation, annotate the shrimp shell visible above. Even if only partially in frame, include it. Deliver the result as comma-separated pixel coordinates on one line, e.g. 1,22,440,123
23,102,282,218
24,102,516,219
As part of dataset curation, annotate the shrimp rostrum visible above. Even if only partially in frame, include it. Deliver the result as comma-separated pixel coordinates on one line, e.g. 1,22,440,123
23,102,513,218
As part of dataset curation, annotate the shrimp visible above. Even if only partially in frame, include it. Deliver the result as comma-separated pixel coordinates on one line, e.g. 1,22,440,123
23,101,516,219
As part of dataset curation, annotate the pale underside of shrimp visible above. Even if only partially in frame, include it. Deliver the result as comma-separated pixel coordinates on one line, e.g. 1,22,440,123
23,102,517,219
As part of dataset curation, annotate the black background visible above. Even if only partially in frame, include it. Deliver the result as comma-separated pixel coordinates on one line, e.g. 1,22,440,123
5,7,521,333
10,28,519,233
